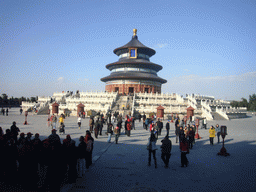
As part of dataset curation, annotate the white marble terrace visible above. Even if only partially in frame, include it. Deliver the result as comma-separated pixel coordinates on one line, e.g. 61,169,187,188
21,91,247,119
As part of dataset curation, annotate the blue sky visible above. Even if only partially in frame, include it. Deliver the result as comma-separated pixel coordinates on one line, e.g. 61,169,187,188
1,0,255,101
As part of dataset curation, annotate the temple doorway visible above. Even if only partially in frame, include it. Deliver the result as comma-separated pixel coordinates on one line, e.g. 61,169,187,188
115,87,119,92
145,88,149,93
129,87,134,94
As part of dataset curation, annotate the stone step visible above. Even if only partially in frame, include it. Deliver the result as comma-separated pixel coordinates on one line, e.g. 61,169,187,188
211,112,227,120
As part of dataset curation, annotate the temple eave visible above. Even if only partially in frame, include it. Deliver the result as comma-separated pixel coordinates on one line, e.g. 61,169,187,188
100,76,167,84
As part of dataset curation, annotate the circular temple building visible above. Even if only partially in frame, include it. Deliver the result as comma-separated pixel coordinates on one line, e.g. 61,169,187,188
101,29,167,95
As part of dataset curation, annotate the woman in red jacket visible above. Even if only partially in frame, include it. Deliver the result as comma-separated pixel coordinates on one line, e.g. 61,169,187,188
127,120,131,137
150,122,155,132
180,137,189,167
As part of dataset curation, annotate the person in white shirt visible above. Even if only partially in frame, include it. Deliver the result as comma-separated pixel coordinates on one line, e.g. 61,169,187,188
77,116,82,129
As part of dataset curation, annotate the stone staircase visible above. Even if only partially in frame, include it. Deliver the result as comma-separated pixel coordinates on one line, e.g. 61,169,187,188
211,112,227,120
111,95,133,117
37,102,50,115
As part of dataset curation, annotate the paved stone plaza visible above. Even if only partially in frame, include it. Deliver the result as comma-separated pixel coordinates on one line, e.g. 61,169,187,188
0,108,256,192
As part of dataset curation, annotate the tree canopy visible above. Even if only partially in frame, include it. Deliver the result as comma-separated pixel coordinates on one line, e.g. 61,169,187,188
230,94,256,111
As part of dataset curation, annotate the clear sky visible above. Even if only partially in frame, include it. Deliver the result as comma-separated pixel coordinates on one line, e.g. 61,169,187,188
1,0,256,101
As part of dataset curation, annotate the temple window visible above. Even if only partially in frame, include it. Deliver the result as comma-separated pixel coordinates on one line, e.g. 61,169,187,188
129,48,137,58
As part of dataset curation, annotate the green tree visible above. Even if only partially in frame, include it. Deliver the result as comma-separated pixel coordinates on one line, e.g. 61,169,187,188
1,93,8,100
30,97,37,102
230,101,239,108
249,94,256,111
238,98,248,108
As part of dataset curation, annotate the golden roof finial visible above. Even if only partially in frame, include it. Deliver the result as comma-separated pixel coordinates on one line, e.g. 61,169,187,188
133,28,137,36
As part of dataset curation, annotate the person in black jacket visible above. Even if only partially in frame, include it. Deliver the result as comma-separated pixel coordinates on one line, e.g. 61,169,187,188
94,118,100,138
99,117,103,135
159,119,163,135
77,136,87,177
156,119,161,135
166,120,170,136
161,136,172,168
63,135,77,183
175,124,180,143
178,126,184,144
10,121,20,144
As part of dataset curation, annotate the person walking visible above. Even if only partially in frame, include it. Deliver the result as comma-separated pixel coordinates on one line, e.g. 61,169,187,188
127,119,131,137
6,108,8,116
156,118,161,135
99,117,104,136
166,120,170,136
77,116,82,129
124,118,128,135
161,136,172,168
147,133,158,168
52,114,57,129
150,122,155,132
175,124,180,143
59,122,65,134
10,121,20,144
179,126,185,144
188,127,195,149
159,119,163,136
216,124,221,143
175,118,179,129
94,118,100,138
153,125,158,139
209,126,216,145
20,108,23,115
2,108,5,116
114,125,120,144
131,116,135,130
77,136,87,178
145,118,149,130
62,135,77,183
85,131,94,169
107,123,113,143
180,137,189,167
59,115,64,128
203,118,207,129
192,125,196,144
143,114,146,129
89,117,94,133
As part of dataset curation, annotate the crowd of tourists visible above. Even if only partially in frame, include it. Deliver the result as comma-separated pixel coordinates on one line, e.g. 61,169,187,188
0,110,223,190
145,116,221,168
0,122,94,191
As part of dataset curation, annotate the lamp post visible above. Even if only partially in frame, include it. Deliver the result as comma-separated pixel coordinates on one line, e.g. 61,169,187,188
171,112,173,123
23,111,28,125
217,126,230,156
194,118,201,139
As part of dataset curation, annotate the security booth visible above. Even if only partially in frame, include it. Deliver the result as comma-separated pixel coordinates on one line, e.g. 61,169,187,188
52,102,59,115
77,103,85,116
156,105,165,119
186,106,194,121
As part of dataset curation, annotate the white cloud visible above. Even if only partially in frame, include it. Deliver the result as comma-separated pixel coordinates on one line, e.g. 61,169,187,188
154,43,168,49
57,77,64,81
